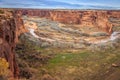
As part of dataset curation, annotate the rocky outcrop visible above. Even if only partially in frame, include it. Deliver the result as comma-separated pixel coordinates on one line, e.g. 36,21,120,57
16,9,120,34
0,9,26,78
14,13,26,42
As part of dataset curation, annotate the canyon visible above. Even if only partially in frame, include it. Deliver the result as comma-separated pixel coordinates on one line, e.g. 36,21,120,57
16,9,120,33
19,9,120,49
0,9,120,80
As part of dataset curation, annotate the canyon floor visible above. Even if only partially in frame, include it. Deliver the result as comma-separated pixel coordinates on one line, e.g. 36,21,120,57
15,16,120,80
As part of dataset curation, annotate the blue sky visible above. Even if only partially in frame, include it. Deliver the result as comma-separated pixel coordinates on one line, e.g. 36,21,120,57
0,0,120,9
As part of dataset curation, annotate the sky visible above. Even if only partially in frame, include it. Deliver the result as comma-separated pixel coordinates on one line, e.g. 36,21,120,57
0,0,120,9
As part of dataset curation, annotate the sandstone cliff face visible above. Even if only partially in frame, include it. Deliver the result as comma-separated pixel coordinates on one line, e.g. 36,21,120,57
107,11,120,18
16,10,120,34
0,9,26,78
14,13,26,42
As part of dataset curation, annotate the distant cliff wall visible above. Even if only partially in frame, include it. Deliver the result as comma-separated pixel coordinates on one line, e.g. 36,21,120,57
16,10,120,33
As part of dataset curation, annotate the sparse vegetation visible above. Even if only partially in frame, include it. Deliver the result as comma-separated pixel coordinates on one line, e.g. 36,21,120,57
0,10,4,14
113,26,120,32
41,48,120,80
16,37,120,80
90,32,109,37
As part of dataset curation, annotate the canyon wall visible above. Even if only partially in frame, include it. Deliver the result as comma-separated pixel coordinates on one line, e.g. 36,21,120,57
0,9,26,78
16,9,120,33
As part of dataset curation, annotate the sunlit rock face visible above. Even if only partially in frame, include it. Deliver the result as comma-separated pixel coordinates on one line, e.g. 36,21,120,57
0,9,26,78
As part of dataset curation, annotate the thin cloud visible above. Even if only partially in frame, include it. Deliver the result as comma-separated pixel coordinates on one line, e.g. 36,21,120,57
0,0,119,9
48,0,120,7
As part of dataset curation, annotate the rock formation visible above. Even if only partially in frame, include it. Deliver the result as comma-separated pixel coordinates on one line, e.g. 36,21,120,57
0,9,26,78
16,9,120,34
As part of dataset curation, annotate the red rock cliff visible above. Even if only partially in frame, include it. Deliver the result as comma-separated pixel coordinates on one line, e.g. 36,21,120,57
16,9,120,33
0,9,26,78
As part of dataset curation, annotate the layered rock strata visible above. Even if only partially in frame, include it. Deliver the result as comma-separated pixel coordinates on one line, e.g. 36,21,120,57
0,9,26,78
